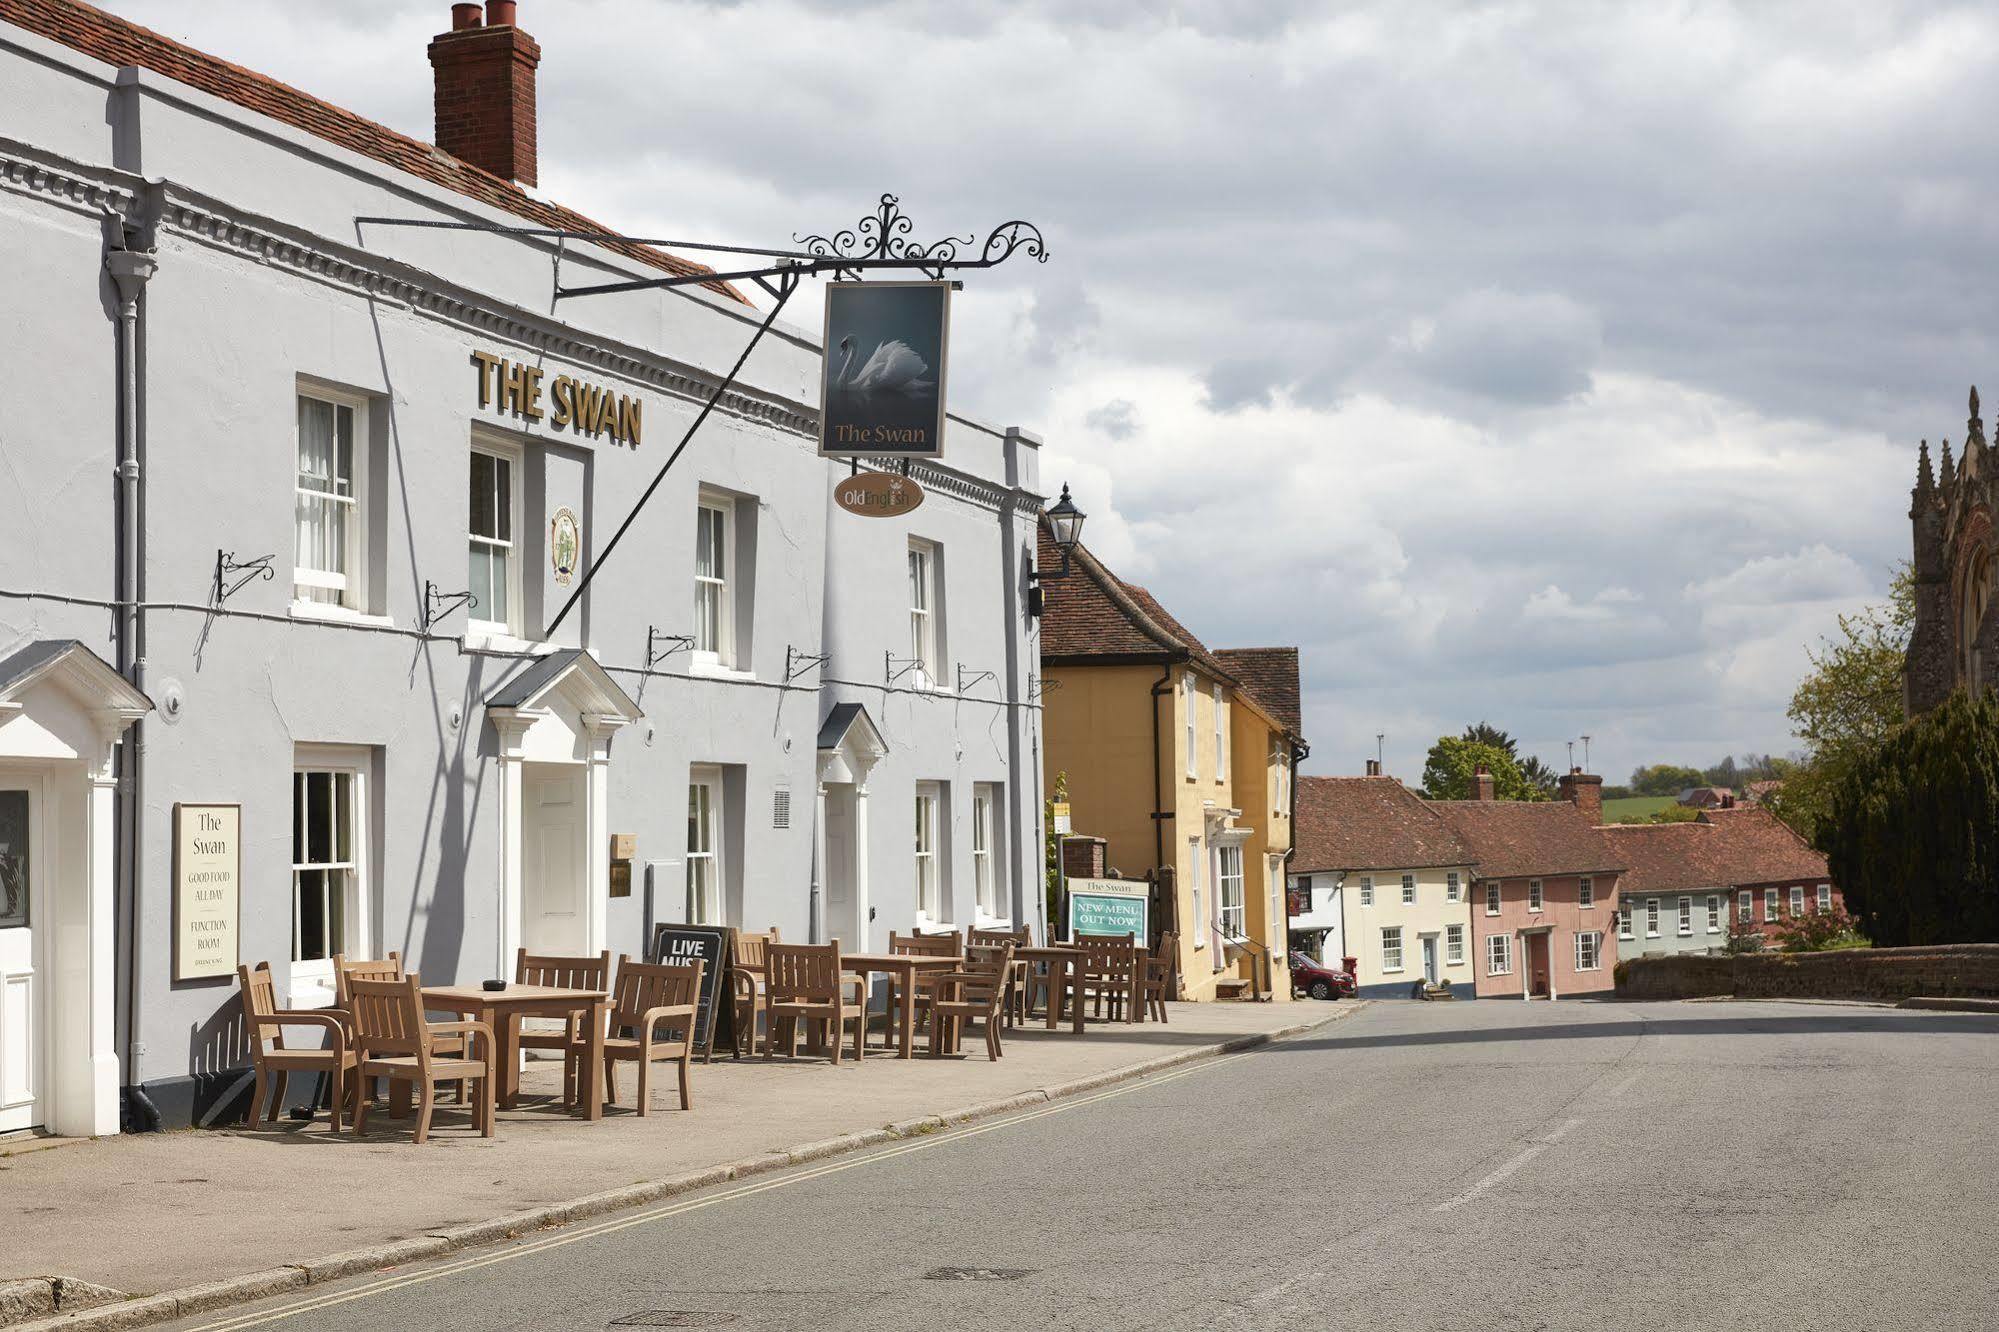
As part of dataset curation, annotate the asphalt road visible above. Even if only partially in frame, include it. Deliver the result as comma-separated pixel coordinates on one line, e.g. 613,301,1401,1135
153,999,1999,1332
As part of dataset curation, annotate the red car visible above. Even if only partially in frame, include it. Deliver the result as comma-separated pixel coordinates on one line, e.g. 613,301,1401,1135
1290,953,1357,1000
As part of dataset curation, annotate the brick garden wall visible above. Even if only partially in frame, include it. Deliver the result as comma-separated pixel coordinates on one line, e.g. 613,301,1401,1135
1615,944,1999,1002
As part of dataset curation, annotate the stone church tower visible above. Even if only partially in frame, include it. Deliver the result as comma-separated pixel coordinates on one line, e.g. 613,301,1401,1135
1907,387,1998,715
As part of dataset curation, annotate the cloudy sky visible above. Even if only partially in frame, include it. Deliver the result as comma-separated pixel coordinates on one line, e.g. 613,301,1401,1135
116,0,1993,782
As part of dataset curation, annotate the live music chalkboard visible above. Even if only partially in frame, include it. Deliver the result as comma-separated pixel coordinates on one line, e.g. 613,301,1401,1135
649,923,735,1061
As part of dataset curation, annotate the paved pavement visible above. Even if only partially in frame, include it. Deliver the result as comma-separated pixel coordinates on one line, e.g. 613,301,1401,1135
0,998,1325,1300
118,997,1999,1332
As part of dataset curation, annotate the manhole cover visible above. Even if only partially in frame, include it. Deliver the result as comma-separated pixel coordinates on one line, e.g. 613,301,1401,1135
609,1314,739,1328
923,1267,1036,1281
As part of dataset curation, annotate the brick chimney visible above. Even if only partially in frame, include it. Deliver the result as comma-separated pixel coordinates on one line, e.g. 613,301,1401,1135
1558,768,1603,823
429,2,541,187
1471,764,1495,801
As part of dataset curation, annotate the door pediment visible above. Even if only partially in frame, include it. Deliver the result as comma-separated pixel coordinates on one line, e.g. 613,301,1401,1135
0,640,151,763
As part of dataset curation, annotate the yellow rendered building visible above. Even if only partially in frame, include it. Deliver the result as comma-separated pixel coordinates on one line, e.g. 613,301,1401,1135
1037,527,1304,1001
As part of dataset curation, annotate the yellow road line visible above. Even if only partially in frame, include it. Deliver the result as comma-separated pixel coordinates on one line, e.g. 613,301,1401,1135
187,1049,1260,1332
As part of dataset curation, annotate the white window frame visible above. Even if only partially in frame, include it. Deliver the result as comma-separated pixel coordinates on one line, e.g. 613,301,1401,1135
1677,895,1693,936
1212,681,1227,784
1529,879,1544,912
692,491,735,670
291,746,371,1005
1578,877,1594,908
293,387,366,612
1790,885,1805,916
908,540,940,689
1706,894,1722,934
1764,887,1778,922
1267,853,1286,944
1575,930,1602,972
1618,905,1633,940
467,435,524,639
1187,837,1205,948
1446,871,1461,903
686,766,724,926
1217,844,1246,938
1487,933,1512,976
1359,875,1374,908
1485,880,1501,915
1401,873,1416,905
1646,897,1660,938
1183,674,1197,780
1273,743,1290,813
1381,925,1404,973
972,784,1003,924
1445,922,1465,966
1816,883,1832,912
914,781,943,924
1739,889,1753,923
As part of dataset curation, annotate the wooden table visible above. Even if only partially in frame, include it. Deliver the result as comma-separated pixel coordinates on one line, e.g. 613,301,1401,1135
1013,946,1087,1034
839,953,964,1059
423,983,609,1120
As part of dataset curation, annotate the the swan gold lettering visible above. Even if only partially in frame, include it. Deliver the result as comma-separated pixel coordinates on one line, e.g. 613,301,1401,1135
473,350,643,447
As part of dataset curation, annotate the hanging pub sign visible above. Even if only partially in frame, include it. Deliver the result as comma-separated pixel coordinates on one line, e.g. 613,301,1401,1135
819,281,950,459
172,803,240,981
649,923,734,1060
833,470,926,518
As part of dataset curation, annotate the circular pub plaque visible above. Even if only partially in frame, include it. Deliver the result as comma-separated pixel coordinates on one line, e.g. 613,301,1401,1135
834,471,925,518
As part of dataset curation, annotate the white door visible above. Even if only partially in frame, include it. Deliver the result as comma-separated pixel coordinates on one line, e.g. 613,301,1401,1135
822,785,857,945
0,781,45,1133
523,765,587,956
1421,935,1439,986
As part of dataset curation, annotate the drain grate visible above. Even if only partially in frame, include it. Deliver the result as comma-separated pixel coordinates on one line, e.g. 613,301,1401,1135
609,1314,740,1328
923,1267,1037,1281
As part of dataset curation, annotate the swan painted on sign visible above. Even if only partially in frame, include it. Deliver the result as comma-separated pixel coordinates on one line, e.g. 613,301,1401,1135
834,334,935,397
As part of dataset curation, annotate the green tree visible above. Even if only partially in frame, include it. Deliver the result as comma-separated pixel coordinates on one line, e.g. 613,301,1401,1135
1629,763,1706,797
1645,803,1700,824
1821,688,1999,947
1043,770,1070,932
1421,736,1547,801
1461,721,1519,757
1769,567,1915,842
1519,755,1560,796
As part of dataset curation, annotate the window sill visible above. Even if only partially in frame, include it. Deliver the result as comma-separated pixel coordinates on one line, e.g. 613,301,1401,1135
290,601,394,629
462,630,541,655
687,659,757,683
1646,932,1660,939
1382,966,1404,974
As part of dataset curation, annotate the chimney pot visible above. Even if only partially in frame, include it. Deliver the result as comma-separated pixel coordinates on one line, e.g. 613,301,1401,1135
486,0,517,24
451,2,482,28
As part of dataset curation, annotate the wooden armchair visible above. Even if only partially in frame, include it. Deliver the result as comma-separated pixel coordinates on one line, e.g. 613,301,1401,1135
334,952,465,1102
571,957,703,1114
516,948,613,1102
928,943,1016,1061
730,930,776,1059
1077,933,1142,1023
968,926,1032,1027
346,973,495,1144
884,929,962,1041
237,962,355,1131
766,940,865,1064
1141,931,1178,1022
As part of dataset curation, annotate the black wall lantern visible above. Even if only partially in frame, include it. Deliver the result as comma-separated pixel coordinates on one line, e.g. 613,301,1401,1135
1028,483,1087,617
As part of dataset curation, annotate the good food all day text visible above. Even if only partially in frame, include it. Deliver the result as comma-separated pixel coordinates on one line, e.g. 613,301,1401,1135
472,351,643,446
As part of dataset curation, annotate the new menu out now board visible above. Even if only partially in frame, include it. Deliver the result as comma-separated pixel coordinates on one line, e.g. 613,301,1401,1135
1067,877,1149,941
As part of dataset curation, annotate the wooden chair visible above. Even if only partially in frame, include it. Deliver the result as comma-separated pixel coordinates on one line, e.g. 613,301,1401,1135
516,948,612,1103
928,943,1015,1061
765,940,866,1064
1141,931,1178,1022
730,931,776,1059
968,926,1032,1027
237,962,355,1132
334,952,466,1102
884,929,961,1041
569,957,703,1115
1077,933,1142,1023
347,973,495,1144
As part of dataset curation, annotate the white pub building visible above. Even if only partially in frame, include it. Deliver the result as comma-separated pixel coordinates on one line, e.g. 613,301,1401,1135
0,0,1049,1133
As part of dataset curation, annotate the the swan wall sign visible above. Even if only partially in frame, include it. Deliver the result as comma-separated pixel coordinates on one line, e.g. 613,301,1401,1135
819,280,950,459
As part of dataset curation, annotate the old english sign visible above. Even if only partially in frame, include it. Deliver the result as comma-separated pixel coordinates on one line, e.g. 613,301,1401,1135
1067,876,1148,941
819,281,950,459
549,506,581,584
471,350,643,447
173,803,240,981
834,471,925,518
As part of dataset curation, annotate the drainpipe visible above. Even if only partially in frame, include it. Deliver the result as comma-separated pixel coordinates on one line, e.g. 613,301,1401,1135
108,241,158,1131
1148,664,1174,874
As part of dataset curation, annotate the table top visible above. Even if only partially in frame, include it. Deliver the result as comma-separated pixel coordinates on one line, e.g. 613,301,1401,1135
422,983,607,1006
1014,945,1085,959
841,952,964,969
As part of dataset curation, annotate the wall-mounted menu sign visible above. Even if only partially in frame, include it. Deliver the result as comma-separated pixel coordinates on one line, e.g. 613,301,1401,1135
173,804,240,981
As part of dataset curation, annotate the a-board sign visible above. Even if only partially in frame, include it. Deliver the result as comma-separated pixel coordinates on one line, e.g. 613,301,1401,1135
819,280,950,458
1068,877,1148,941
834,471,925,518
649,923,734,1060
173,803,240,981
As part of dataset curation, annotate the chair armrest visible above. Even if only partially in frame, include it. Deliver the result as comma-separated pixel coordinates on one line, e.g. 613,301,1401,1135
427,1019,496,1062
254,1011,347,1054
639,1003,697,1037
